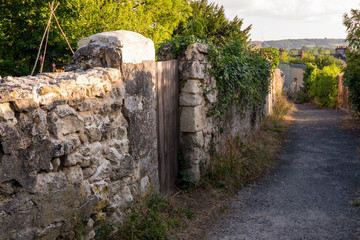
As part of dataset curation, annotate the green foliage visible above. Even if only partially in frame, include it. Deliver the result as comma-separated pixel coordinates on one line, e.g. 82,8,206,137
308,64,340,107
158,35,206,59
259,47,280,71
208,40,272,118
343,52,360,113
0,0,192,76
279,51,291,63
343,8,360,113
117,194,183,240
293,91,310,104
173,0,250,45
95,222,116,240
159,0,273,119
290,53,315,65
65,0,192,46
314,55,344,70
303,63,317,91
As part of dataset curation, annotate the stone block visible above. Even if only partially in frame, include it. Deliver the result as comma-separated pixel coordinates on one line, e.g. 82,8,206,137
0,102,16,123
63,134,81,155
88,159,112,183
49,105,84,139
180,106,207,132
13,99,39,112
82,166,97,179
185,43,209,61
181,80,202,94
179,61,205,80
64,152,83,167
51,158,61,171
190,131,204,147
179,92,204,106
90,180,109,212
64,166,83,185
85,126,102,143
77,30,155,64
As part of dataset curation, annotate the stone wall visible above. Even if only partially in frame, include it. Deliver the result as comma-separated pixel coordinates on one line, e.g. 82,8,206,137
0,30,158,240
337,74,352,111
279,62,306,95
178,44,282,182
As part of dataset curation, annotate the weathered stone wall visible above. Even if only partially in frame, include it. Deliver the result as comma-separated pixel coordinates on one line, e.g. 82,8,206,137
0,30,158,240
264,69,284,117
179,44,282,181
337,74,352,112
279,62,306,95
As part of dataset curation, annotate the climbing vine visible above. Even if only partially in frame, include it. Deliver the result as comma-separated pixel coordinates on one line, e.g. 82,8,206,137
207,40,275,118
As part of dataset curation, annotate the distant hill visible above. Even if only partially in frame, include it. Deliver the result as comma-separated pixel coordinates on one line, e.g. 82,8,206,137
253,39,347,49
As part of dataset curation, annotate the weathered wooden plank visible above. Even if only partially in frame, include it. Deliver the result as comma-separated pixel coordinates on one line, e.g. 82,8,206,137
156,60,179,193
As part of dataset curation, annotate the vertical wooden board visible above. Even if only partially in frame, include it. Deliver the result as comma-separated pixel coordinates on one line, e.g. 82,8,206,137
156,60,179,193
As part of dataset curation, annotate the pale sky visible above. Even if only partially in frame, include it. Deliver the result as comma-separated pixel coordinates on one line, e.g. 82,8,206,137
211,0,360,41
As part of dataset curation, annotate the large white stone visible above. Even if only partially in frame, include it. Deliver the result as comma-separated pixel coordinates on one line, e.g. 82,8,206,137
78,30,155,64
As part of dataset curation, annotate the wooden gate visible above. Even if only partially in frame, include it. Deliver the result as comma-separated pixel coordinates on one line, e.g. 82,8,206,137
156,60,179,193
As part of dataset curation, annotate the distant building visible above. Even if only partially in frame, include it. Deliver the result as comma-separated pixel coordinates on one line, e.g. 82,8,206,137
300,50,305,58
332,45,347,63
278,62,307,94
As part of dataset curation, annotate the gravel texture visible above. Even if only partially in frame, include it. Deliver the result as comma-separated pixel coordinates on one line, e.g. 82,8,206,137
206,104,360,240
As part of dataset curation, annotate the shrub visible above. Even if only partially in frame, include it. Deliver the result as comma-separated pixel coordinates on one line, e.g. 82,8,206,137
309,64,340,108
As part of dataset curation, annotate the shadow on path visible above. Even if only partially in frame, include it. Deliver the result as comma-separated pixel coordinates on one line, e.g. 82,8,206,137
206,104,360,240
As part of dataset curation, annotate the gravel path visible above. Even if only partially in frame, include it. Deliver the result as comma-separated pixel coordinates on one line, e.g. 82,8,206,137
206,104,360,240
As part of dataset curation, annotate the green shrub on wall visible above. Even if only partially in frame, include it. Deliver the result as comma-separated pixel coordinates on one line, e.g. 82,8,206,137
159,0,278,118
208,41,274,118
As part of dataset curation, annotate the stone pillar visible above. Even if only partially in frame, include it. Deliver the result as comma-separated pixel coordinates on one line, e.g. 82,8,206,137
68,30,158,193
179,43,216,182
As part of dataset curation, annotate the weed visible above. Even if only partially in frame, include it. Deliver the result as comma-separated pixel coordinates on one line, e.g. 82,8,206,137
95,221,116,240
113,193,186,240
177,208,195,219
293,91,310,104
73,214,86,240
218,206,228,213
352,201,360,207
177,149,191,189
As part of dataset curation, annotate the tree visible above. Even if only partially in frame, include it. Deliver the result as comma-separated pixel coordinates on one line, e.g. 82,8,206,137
279,51,291,63
0,0,192,76
290,53,315,65
343,8,360,113
173,0,251,45
314,55,344,70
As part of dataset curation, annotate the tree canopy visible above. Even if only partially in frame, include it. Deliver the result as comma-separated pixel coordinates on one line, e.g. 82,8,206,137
0,0,192,76
343,8,360,113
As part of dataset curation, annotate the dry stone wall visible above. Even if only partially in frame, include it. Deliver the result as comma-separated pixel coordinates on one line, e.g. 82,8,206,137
0,30,158,240
179,44,282,181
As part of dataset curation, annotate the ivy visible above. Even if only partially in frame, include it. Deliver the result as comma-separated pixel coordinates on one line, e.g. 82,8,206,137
207,39,273,118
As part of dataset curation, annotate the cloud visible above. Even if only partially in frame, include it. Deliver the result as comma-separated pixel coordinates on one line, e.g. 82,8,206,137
216,0,360,22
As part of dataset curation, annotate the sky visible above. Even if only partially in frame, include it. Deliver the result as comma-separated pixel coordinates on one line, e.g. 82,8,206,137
211,0,360,41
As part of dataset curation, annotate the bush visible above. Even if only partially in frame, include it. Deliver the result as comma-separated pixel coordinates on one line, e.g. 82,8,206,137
308,64,340,108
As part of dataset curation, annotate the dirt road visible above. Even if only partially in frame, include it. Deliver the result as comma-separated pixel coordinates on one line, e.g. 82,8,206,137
206,104,360,240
